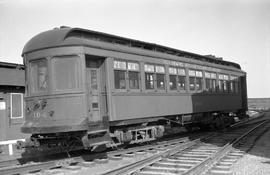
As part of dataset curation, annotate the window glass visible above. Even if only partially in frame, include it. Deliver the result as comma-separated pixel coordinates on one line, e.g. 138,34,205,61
129,71,139,89
145,73,154,89
233,76,239,94
178,68,186,76
196,77,203,91
11,93,23,119
230,76,237,93
195,71,203,91
230,81,234,93
196,71,203,78
205,78,211,92
29,59,48,94
169,75,177,90
205,72,211,79
205,72,211,92
114,60,126,69
211,73,217,92
91,70,98,90
169,67,177,75
128,62,139,71
155,66,165,74
144,64,154,72
212,79,217,92
114,70,126,89
52,56,80,91
178,76,186,90
156,74,165,90
189,70,196,77
235,81,239,93
219,80,223,92
189,77,195,91
218,74,224,92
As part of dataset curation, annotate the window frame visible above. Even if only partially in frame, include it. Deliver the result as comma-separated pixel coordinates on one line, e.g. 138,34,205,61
223,74,229,93
230,75,239,94
210,72,217,93
205,72,211,93
218,74,224,92
178,68,187,92
168,67,178,91
155,65,166,91
188,69,196,92
144,63,166,92
205,71,218,93
113,59,128,91
113,59,142,91
127,61,141,91
10,93,24,119
51,55,82,93
28,58,49,96
195,70,203,92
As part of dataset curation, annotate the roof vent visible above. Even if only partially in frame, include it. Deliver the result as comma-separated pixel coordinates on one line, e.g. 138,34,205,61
60,26,71,29
204,55,223,60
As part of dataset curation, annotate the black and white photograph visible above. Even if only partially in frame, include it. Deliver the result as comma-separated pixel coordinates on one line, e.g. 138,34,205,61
0,0,270,174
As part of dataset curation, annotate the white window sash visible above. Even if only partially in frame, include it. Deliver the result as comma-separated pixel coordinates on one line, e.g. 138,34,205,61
114,60,126,69
10,93,23,119
128,62,139,71
144,64,155,72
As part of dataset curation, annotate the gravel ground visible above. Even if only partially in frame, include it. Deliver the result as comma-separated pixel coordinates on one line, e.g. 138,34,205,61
231,112,270,175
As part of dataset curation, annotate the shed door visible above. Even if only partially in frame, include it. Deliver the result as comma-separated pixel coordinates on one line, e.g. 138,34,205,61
0,96,7,141
87,68,101,122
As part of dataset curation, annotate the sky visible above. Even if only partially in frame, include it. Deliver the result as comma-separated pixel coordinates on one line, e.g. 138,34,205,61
0,0,269,98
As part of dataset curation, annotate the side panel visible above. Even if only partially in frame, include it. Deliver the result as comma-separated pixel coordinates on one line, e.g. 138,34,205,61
111,93,242,121
23,94,87,133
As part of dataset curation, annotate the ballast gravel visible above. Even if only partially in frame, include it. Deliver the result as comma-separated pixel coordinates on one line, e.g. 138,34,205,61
231,113,270,175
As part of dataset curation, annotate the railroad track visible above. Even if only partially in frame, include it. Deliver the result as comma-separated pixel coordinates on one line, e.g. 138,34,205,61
0,133,210,175
0,113,267,175
101,118,269,175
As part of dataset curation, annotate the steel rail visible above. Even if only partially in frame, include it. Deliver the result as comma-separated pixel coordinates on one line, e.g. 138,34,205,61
101,119,269,175
102,139,201,175
183,118,270,175
102,134,214,175
0,134,203,175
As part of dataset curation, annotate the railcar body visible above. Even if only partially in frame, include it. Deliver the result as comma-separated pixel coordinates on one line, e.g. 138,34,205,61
21,27,247,150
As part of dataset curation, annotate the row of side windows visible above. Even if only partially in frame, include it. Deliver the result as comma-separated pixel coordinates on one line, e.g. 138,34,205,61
113,60,239,93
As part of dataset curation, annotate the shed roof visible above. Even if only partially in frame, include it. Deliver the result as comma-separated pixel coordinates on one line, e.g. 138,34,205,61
0,62,24,87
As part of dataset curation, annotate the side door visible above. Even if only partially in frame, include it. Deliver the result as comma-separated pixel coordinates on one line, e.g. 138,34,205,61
86,68,101,122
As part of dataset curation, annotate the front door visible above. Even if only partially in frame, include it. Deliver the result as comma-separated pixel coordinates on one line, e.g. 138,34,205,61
87,68,101,122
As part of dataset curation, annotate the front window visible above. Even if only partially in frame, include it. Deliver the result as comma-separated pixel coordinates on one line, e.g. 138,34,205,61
51,56,81,91
29,59,48,94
